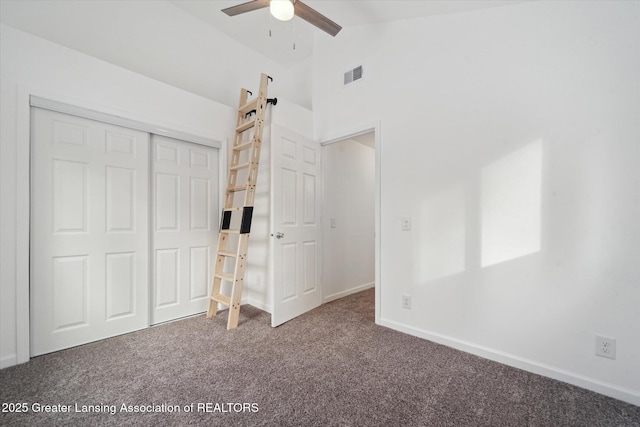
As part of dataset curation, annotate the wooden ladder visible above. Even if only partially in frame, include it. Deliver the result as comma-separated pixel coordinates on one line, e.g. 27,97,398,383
206,73,272,329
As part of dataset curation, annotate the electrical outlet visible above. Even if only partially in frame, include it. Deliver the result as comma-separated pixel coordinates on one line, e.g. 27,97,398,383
595,335,616,359
402,294,411,309
402,217,411,231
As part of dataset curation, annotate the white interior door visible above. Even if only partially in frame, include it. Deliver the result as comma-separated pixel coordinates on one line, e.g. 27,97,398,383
151,135,219,324
31,108,149,356
271,125,322,326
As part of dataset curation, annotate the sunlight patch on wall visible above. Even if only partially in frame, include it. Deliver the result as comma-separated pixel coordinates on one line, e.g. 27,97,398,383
481,140,542,267
417,182,466,282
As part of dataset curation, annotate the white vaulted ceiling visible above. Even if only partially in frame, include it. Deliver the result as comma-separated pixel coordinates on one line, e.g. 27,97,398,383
172,1,528,66
2,0,527,68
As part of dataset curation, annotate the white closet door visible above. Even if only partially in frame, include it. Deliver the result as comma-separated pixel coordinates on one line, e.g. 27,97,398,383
151,135,219,324
31,108,150,356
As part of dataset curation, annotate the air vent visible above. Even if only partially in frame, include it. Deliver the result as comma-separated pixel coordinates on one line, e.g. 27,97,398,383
352,65,363,80
344,65,364,86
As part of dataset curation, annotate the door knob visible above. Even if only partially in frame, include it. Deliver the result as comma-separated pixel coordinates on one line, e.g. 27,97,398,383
273,232,285,239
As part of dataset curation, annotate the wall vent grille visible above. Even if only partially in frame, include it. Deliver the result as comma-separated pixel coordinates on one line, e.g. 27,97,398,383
344,66,363,85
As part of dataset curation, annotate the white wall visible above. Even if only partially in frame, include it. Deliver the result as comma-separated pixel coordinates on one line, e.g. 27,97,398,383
312,1,640,405
322,139,375,302
0,24,238,368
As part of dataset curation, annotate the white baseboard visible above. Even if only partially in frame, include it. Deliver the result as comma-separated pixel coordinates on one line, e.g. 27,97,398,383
324,282,375,303
0,354,17,369
379,317,640,407
246,298,271,314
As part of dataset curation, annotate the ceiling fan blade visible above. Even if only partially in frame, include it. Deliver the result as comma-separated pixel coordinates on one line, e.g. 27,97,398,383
294,1,342,37
222,0,270,17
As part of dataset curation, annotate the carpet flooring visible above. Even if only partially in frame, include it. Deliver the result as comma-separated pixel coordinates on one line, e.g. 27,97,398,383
1,289,638,426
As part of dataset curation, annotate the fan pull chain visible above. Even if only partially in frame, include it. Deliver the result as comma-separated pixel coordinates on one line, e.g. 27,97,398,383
292,16,296,50
269,11,272,37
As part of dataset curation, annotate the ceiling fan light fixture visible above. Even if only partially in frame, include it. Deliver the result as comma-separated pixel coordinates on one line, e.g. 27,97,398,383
270,0,294,21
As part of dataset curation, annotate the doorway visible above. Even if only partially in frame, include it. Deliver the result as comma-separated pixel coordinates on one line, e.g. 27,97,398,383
320,124,380,323
321,132,376,303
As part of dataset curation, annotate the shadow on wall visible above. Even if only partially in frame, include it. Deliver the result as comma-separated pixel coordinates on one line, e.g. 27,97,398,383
415,140,542,283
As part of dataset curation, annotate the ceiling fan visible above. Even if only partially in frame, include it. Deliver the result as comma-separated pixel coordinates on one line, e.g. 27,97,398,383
222,0,342,37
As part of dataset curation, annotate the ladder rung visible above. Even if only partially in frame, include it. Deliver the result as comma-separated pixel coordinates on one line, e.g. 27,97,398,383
230,162,250,171
223,207,244,212
210,293,230,306
227,185,247,193
236,119,256,133
233,140,254,152
214,272,235,282
217,250,237,258
238,98,258,114
220,229,240,234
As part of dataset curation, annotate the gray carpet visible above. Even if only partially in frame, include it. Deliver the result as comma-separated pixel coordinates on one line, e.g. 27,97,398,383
1,289,638,426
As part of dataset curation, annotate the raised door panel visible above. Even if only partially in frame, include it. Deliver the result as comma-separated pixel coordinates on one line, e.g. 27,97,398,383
302,173,316,225
155,249,179,307
52,255,89,331
106,131,137,157
190,177,210,230
155,173,180,231
105,252,135,319
53,120,88,150
106,167,136,233
282,168,297,225
52,160,88,233
302,242,317,294
190,247,210,300
282,243,297,301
